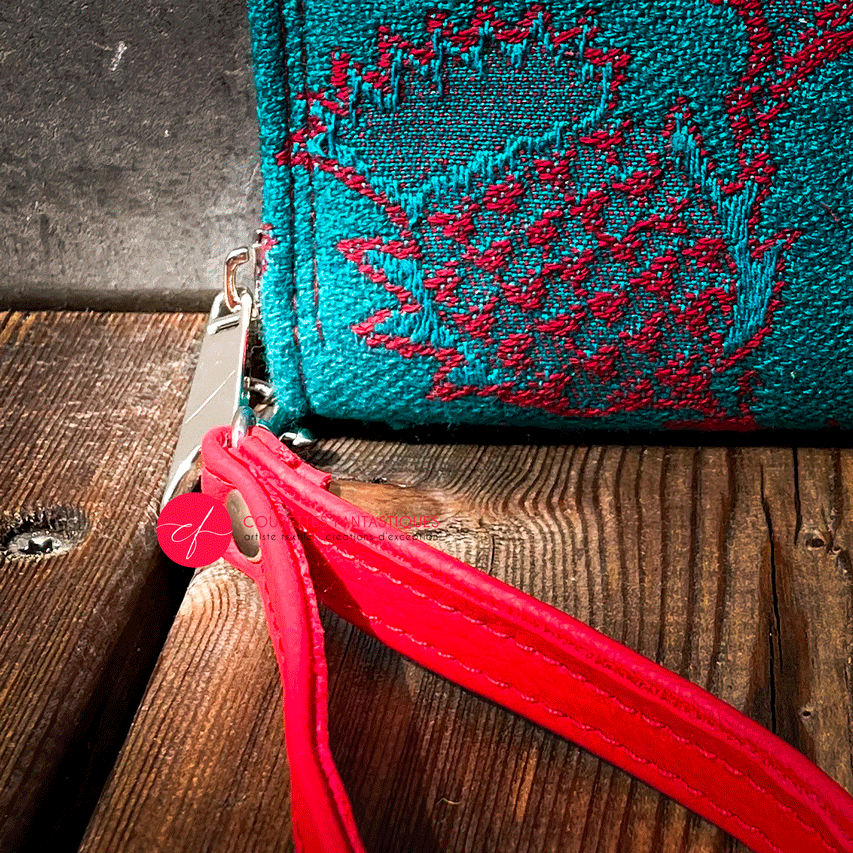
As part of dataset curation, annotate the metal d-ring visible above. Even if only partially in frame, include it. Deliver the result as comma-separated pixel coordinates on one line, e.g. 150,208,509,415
224,246,251,312
231,404,257,449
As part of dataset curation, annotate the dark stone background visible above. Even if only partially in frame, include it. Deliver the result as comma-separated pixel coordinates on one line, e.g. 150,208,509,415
0,0,262,309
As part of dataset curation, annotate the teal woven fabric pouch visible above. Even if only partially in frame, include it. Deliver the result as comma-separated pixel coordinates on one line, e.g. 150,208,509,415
248,0,853,432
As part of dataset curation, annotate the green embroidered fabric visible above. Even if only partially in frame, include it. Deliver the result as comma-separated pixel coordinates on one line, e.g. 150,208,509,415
248,0,853,431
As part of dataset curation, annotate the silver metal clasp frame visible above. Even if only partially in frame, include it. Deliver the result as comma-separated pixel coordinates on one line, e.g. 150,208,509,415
161,245,266,510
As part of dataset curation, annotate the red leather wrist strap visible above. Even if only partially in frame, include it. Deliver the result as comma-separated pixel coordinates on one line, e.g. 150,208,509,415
200,426,853,853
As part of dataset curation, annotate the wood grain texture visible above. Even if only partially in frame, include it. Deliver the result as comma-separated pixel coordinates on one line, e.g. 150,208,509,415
0,311,204,850
82,439,853,852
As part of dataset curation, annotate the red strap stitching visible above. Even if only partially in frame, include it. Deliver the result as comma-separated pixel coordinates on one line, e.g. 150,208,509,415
335,598,786,853
309,530,841,853
230,438,850,852
257,498,362,853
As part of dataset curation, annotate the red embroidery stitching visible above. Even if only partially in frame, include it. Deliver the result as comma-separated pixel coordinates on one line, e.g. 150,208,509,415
282,2,853,427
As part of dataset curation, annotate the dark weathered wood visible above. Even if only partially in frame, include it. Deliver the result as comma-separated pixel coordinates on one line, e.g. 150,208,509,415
0,310,205,850
82,440,853,852
81,562,293,853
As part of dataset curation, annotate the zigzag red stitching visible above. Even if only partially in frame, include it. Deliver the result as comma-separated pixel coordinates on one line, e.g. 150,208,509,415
283,2,853,428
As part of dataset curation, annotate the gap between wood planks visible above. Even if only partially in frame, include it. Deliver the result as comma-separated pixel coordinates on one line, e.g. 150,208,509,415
0,311,204,851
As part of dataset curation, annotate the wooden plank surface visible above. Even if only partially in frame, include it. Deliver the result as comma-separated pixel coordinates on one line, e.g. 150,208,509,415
81,440,853,852
0,311,204,850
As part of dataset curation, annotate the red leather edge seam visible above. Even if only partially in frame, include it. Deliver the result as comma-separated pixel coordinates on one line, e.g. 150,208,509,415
201,426,853,853
201,439,365,853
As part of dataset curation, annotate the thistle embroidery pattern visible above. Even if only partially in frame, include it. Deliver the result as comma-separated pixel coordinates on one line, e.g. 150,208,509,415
282,2,853,427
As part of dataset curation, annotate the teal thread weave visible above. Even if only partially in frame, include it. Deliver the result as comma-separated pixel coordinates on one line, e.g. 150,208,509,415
249,0,853,431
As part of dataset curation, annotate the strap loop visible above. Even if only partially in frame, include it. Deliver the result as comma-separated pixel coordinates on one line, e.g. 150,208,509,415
201,426,853,853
